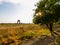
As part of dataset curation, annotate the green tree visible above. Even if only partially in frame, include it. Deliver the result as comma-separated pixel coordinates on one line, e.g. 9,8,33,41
33,0,60,35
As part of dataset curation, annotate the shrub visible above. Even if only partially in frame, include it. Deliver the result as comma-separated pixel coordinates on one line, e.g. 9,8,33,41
20,31,35,40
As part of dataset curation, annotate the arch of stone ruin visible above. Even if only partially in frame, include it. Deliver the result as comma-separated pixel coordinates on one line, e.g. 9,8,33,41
17,20,20,24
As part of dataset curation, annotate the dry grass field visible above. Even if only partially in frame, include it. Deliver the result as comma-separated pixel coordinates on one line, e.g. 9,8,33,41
0,23,60,45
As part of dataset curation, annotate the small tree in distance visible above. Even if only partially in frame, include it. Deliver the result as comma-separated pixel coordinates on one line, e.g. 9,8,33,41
33,0,60,35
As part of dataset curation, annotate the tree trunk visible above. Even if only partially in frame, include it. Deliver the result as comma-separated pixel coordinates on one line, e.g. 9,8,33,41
49,23,53,34
46,23,53,35
46,23,59,36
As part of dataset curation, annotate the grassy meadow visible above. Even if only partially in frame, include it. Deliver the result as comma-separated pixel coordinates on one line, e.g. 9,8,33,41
0,23,60,45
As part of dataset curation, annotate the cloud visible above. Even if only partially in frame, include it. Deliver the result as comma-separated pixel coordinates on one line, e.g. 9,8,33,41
0,0,3,4
4,0,20,4
0,0,20,5
0,0,38,5
0,0,2,2
0,0,38,23
0,2,21,14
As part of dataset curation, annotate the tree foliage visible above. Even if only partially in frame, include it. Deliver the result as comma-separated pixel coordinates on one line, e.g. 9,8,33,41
33,0,60,35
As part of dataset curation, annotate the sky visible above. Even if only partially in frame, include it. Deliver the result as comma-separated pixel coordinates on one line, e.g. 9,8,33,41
0,0,38,23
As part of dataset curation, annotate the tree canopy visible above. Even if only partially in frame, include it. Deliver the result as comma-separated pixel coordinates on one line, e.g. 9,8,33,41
33,0,60,35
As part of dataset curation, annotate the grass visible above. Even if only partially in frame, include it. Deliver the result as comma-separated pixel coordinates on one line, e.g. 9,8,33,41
0,23,60,45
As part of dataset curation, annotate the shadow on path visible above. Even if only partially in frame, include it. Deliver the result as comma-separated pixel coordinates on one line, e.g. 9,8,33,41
21,35,55,45
31,35,55,45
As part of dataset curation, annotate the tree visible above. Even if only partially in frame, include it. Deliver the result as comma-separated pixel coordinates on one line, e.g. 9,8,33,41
33,0,60,35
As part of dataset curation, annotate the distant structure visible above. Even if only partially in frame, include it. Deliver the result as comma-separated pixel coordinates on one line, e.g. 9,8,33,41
17,20,20,24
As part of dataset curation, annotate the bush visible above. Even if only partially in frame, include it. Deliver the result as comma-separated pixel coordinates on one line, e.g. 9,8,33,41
20,31,35,40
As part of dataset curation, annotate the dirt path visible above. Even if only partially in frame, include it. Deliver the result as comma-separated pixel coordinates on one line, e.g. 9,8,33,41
31,36,54,45
21,35,55,45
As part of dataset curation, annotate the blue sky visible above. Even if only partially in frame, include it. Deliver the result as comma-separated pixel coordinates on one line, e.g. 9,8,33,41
0,0,38,23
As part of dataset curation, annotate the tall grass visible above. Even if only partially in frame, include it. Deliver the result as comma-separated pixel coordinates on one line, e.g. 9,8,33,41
0,24,51,45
